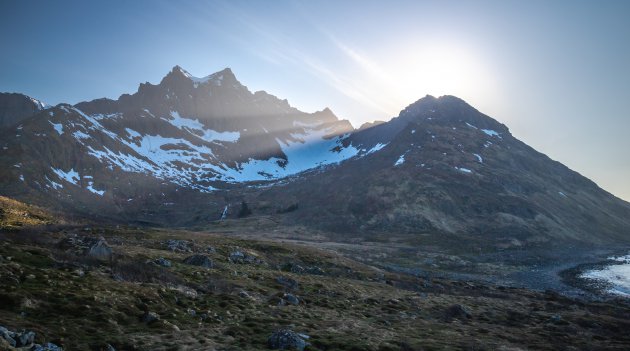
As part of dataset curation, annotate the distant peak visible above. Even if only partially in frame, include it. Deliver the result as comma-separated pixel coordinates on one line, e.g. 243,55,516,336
170,65,191,77
165,66,239,87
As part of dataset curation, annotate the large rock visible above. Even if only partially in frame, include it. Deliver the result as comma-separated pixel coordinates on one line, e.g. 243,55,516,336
229,250,263,264
0,326,16,347
183,255,213,268
164,239,192,252
267,329,309,351
31,342,64,351
0,326,37,348
87,237,113,260
140,311,160,324
283,293,300,305
153,257,172,267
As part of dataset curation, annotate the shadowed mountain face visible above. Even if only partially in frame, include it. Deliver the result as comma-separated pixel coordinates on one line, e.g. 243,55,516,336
0,67,629,252
259,95,630,251
0,93,47,128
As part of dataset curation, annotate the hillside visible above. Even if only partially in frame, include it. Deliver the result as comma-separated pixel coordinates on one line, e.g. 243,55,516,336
1,223,630,350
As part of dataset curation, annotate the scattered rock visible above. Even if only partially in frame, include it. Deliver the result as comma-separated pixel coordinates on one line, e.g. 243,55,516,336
444,304,472,322
229,250,245,262
105,344,116,351
283,263,324,275
239,290,252,299
141,311,160,324
165,239,192,252
229,250,263,264
169,285,198,299
268,329,309,351
0,326,16,347
276,276,299,290
153,257,172,267
0,326,37,348
206,246,216,253
57,234,112,259
283,293,300,305
183,255,213,268
31,342,64,351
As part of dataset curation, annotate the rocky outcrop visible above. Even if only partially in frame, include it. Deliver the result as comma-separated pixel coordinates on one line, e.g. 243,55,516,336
0,325,62,350
267,329,309,351
0,93,46,128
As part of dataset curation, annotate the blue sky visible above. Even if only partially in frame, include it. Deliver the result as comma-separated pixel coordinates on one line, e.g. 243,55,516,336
1,0,629,200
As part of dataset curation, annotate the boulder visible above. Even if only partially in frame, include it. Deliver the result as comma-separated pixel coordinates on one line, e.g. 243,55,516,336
153,257,172,267
229,250,263,264
31,342,64,351
283,293,300,305
229,250,245,262
0,326,16,347
164,239,192,252
0,326,37,348
87,237,112,260
267,329,309,351
17,330,35,347
141,311,160,324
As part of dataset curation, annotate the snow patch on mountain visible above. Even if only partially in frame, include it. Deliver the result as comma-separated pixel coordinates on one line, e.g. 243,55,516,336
481,129,501,138
365,143,388,155
177,67,226,88
29,97,47,110
455,167,472,174
49,122,63,135
394,154,406,166
52,168,80,185
166,111,240,142
45,175,63,190
121,130,216,165
218,125,359,183
86,181,105,196
73,131,91,140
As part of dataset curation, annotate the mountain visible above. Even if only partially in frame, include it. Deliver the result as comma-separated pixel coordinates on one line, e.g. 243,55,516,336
0,66,365,218
0,93,48,128
256,95,630,254
1,66,629,256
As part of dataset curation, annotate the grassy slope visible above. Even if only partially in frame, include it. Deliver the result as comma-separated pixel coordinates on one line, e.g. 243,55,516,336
0,196,58,230
1,224,630,351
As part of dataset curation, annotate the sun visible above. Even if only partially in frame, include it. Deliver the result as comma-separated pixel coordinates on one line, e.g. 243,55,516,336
390,42,496,106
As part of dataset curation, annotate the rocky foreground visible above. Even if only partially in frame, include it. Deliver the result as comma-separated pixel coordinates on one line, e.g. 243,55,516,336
1,223,630,351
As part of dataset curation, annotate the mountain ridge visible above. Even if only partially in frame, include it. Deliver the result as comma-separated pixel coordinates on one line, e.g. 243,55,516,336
0,66,629,256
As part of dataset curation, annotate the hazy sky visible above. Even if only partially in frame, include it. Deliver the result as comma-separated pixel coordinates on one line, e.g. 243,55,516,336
1,0,629,201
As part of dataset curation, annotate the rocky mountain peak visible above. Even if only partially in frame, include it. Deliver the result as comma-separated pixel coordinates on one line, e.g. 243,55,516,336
163,66,239,89
0,92,48,128
397,94,509,135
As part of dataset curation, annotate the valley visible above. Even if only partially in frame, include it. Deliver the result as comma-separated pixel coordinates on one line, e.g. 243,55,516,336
2,219,630,350
2,66,630,350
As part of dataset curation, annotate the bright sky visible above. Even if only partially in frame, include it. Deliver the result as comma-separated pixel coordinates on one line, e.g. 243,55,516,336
1,0,629,201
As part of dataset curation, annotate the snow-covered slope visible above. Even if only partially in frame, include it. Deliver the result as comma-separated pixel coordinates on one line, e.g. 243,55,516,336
1,66,372,196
